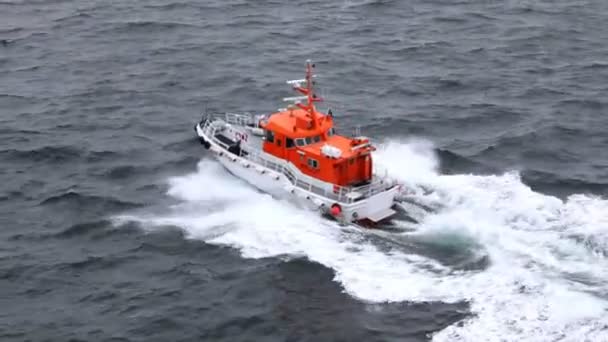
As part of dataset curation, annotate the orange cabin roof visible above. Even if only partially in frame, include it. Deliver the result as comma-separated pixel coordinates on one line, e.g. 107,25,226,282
300,135,363,160
261,107,373,161
262,108,333,138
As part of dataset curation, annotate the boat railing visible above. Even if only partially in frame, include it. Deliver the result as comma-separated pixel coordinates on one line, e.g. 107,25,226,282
245,146,393,203
205,112,256,127
199,115,393,203
244,148,348,202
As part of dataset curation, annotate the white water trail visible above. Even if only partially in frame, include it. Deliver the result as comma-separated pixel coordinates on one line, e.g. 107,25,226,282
114,139,608,342
375,140,608,341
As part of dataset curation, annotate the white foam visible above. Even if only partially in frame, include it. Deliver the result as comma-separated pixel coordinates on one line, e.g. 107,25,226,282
114,141,608,341
374,140,608,341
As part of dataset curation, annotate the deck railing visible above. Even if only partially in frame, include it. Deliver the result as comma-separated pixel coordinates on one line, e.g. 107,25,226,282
224,112,255,126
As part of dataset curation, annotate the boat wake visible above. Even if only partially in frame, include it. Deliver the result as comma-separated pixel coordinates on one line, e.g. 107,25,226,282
113,139,608,341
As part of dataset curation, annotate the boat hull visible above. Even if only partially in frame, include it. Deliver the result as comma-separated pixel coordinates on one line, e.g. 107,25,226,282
196,122,398,223
217,150,290,199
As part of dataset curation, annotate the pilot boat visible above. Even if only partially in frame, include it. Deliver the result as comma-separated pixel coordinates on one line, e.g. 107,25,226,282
194,61,406,224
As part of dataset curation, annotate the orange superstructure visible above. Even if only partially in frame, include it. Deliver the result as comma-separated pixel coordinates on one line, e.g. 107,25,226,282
259,61,375,187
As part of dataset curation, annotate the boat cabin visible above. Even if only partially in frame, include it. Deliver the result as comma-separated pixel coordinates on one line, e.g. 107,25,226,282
260,108,373,186
258,62,375,187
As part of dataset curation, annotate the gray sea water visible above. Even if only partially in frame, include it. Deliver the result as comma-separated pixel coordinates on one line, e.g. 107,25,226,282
2,0,608,341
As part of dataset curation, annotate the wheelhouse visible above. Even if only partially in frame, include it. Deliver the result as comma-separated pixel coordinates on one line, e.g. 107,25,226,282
260,107,374,187
249,61,377,187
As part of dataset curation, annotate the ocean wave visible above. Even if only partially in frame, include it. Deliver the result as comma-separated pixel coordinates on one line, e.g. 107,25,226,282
435,149,497,175
40,191,141,212
521,169,608,198
54,220,111,239
1,146,122,164
57,254,138,272
1,146,81,163
99,20,205,35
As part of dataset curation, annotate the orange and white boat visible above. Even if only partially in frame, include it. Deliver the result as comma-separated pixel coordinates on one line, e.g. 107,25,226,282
195,61,406,224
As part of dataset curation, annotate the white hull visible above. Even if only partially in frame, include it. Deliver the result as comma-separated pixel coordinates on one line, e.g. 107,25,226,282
196,120,399,223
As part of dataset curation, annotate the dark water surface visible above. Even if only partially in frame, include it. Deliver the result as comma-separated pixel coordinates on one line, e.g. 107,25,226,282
2,0,608,341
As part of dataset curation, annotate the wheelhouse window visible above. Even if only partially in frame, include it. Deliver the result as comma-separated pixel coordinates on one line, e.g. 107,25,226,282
277,139,281,147
307,158,319,169
295,136,322,147
265,130,274,143
286,138,294,148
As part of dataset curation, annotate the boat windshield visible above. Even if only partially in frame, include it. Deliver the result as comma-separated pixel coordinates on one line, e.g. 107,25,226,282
295,135,321,147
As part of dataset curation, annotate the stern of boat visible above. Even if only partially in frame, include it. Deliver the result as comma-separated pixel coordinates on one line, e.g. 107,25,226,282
339,185,399,223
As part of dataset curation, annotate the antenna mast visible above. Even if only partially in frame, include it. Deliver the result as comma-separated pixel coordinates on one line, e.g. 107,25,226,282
286,60,323,129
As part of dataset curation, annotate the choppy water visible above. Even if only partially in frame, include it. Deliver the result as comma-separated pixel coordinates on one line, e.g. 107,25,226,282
2,0,608,341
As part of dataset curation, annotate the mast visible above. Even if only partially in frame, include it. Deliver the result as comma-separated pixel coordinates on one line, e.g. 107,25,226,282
287,60,323,129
